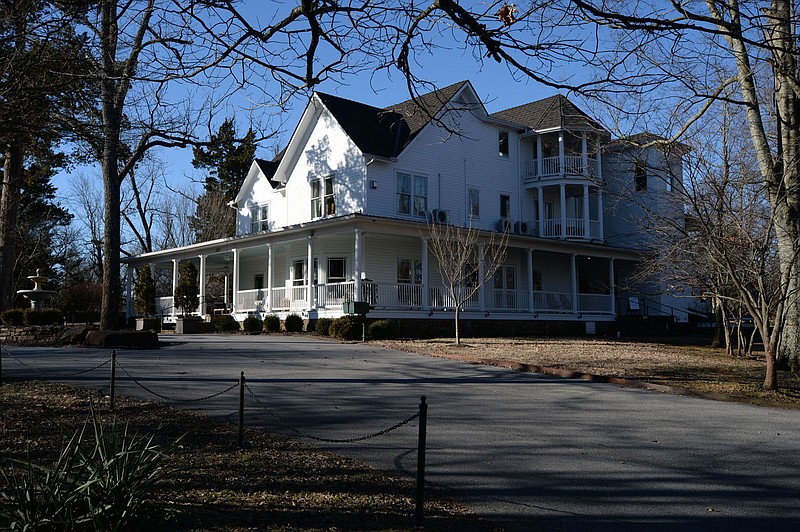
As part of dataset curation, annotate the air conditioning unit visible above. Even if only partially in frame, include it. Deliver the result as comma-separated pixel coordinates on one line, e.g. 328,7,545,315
514,221,529,235
496,218,512,232
431,209,450,224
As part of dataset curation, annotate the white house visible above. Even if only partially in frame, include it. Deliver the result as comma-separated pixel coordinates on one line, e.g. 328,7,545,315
124,80,690,332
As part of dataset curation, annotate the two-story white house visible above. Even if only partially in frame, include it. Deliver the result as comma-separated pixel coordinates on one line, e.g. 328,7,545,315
124,80,689,332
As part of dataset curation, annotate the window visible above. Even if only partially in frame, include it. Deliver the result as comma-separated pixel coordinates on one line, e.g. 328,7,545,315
250,205,269,233
327,258,346,283
500,194,511,219
291,259,305,286
254,274,264,290
467,187,480,219
634,162,647,191
498,131,509,158
396,172,428,217
311,175,335,218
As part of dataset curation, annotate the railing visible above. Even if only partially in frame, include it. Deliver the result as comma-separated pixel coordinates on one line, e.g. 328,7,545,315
315,281,356,308
538,218,600,239
533,291,574,313
542,218,560,237
590,220,602,239
565,217,584,237
578,293,612,313
485,289,528,311
156,296,174,316
540,156,559,176
271,286,308,312
236,289,266,312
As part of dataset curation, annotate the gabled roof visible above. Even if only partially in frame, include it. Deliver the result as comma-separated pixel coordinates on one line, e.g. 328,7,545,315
316,80,472,158
491,94,605,132
254,157,283,189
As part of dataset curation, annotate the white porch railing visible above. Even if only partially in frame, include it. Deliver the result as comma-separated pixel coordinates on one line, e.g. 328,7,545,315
542,218,560,237
156,296,174,316
225,284,612,316
523,156,599,179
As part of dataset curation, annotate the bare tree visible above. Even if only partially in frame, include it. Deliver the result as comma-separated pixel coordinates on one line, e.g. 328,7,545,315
426,218,508,345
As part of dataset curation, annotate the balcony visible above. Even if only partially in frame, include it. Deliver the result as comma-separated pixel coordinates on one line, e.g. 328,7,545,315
523,155,599,182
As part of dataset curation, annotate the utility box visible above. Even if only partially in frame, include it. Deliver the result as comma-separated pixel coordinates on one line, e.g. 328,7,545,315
343,300,369,315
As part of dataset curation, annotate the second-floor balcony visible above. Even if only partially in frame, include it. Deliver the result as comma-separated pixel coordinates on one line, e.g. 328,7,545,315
523,155,599,181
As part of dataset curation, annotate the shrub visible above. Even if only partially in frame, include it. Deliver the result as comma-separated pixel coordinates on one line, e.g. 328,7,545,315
0,308,25,326
242,316,262,333
367,319,395,340
329,315,362,340
23,308,63,326
263,314,280,332
284,313,304,332
211,314,240,332
0,410,173,530
315,317,333,336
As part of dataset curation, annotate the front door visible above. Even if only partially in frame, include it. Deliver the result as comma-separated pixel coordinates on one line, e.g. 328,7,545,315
493,265,517,309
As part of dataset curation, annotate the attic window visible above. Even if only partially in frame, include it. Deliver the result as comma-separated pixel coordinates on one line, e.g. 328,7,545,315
499,131,509,158
250,205,269,233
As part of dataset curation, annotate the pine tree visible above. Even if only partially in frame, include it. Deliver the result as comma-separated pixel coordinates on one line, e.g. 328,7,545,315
133,266,157,316
173,261,199,317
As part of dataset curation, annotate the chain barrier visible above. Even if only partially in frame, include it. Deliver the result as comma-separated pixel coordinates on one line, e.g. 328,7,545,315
244,383,419,443
115,361,239,403
3,349,111,377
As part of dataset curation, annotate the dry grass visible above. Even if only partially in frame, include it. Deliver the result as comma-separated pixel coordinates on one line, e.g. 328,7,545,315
0,380,492,531
374,337,800,408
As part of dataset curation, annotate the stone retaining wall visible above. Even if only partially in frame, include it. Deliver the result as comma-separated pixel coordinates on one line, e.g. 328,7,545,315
0,325,67,345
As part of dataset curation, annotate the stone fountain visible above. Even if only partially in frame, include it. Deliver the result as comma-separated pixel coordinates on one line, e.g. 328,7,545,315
17,269,57,310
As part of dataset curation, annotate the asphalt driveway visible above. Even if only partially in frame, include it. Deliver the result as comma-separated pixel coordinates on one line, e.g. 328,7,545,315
3,335,799,531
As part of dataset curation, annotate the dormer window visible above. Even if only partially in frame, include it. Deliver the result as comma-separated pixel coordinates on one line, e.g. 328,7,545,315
250,204,269,233
499,131,509,158
312,175,335,218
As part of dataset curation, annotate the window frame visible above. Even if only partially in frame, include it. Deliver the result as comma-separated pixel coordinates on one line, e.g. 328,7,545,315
500,194,511,219
498,131,510,158
467,187,480,219
327,257,347,284
634,161,648,191
311,174,335,219
250,203,270,233
396,172,428,218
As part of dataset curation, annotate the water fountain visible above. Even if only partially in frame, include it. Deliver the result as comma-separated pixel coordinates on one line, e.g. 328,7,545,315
16,269,57,310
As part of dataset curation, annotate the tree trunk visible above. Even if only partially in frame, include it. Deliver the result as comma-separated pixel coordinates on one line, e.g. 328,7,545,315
0,143,23,311
711,300,725,348
764,343,778,391
454,306,461,345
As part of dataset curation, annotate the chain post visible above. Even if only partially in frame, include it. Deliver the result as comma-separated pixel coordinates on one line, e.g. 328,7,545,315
0,342,3,387
238,371,245,447
415,395,428,528
109,350,116,412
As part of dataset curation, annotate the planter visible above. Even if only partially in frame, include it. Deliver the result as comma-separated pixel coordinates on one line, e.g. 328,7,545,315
135,317,161,332
176,317,203,334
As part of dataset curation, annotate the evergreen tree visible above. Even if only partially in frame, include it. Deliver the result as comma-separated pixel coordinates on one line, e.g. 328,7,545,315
173,261,199,317
191,118,257,241
133,266,157,316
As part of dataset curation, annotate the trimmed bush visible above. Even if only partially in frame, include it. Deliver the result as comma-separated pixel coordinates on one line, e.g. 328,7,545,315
284,313,304,333
315,317,333,336
263,314,280,332
23,308,63,326
242,316,262,333
0,308,25,326
367,319,395,340
329,315,362,340
211,314,240,332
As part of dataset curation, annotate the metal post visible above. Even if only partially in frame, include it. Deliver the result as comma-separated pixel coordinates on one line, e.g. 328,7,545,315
238,371,245,447
0,341,4,387
110,350,117,412
415,395,428,528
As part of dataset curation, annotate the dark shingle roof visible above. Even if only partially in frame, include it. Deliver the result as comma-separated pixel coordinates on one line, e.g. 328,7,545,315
316,81,469,158
491,94,604,131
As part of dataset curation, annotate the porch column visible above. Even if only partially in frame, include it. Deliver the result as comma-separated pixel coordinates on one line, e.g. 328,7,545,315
571,253,578,314
527,248,535,313
559,183,567,239
198,254,206,316
266,243,273,312
307,235,314,310
537,187,544,237
354,228,362,301
421,237,430,309
581,132,589,177
232,248,240,313
583,184,591,238
478,243,486,312
597,188,605,240
558,132,565,178
171,259,179,317
536,135,543,177
609,258,616,315
125,266,133,319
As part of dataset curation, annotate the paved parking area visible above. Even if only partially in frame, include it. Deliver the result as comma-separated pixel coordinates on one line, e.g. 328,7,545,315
3,334,800,531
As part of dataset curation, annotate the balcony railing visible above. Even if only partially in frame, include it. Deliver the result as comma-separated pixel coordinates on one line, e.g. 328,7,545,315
523,156,598,179
538,218,601,239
